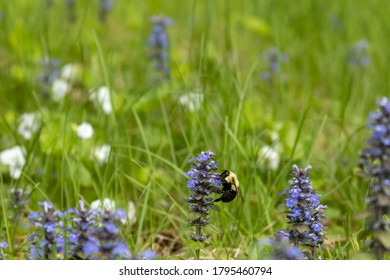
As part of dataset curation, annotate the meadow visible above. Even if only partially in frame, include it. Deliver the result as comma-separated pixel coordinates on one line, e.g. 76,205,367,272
0,0,389,260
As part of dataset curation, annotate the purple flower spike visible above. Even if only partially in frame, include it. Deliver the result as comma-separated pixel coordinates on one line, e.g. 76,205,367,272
276,165,327,258
147,15,173,82
360,97,390,258
185,151,222,242
348,39,370,68
260,47,288,82
28,202,65,260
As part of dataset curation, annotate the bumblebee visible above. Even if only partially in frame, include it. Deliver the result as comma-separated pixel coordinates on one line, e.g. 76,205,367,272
214,170,244,203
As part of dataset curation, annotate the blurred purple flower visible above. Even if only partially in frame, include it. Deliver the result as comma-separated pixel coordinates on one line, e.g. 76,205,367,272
147,16,173,81
360,97,390,258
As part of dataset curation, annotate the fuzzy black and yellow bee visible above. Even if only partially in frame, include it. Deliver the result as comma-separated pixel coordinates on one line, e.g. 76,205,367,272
214,170,244,203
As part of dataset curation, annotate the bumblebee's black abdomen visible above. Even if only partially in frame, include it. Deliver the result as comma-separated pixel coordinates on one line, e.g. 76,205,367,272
215,189,237,203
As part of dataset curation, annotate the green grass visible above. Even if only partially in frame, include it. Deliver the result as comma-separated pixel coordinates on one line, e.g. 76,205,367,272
0,0,389,260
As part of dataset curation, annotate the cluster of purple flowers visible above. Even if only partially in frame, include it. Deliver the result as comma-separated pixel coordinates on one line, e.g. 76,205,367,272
99,0,114,23
81,209,131,260
258,235,303,260
0,242,8,259
360,97,390,257
67,200,99,259
184,151,222,243
276,165,327,258
45,0,114,22
8,188,30,222
38,57,61,88
260,47,288,82
271,239,303,260
28,201,65,259
348,39,370,68
0,189,30,259
9,188,30,207
27,200,155,260
147,16,173,81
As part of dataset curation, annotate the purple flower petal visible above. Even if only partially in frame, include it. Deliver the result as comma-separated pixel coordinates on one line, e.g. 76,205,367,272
0,242,8,249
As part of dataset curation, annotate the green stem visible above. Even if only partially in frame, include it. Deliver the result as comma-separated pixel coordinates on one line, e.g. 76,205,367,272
195,225,201,260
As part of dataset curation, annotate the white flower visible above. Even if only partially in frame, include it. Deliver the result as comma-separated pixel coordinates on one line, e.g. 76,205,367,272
77,122,94,140
94,144,111,164
89,86,113,114
90,199,136,225
179,93,204,111
91,198,116,212
17,112,39,140
51,78,69,101
259,145,280,171
0,146,26,179
270,131,280,142
127,201,137,225
61,63,80,81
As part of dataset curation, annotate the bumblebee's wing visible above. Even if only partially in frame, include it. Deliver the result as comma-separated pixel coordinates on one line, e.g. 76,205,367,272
237,187,244,203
